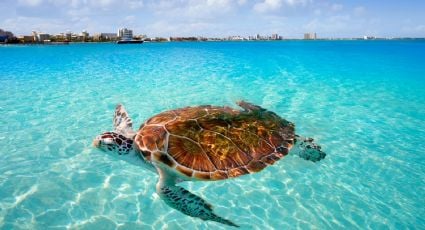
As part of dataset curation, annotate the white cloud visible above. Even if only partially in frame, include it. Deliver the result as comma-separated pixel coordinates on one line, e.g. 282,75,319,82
206,0,231,7
285,0,309,6
67,6,92,20
188,0,233,17
353,6,366,16
96,0,114,7
303,14,354,36
253,0,309,13
128,0,144,9
3,0,423,38
2,16,66,34
254,0,283,13
63,0,144,24
142,0,238,36
403,24,425,35
331,3,343,11
124,15,137,24
415,25,425,32
145,20,219,37
17,0,43,6
149,0,234,20
57,0,143,9
237,0,247,5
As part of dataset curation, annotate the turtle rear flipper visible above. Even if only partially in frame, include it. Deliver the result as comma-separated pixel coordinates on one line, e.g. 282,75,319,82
291,135,326,162
156,168,239,228
236,100,266,112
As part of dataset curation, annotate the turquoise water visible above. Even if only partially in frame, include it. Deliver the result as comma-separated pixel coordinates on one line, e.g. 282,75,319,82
1,41,424,229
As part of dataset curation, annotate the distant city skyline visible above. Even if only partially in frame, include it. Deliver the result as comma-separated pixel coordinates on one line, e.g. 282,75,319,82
1,0,425,38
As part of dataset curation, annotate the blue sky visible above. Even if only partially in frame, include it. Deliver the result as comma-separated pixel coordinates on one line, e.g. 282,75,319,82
1,0,424,38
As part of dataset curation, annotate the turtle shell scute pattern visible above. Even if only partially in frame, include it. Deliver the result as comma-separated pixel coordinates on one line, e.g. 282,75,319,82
134,104,295,180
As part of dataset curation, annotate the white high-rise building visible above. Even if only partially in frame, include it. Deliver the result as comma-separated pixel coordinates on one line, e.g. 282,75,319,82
117,28,133,41
65,31,72,41
38,33,50,41
304,32,317,40
81,30,89,38
32,31,50,42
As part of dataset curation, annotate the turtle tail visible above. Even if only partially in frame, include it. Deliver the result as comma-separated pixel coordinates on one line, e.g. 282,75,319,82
291,135,326,162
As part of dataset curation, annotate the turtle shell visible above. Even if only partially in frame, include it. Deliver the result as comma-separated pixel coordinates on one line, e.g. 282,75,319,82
134,102,295,180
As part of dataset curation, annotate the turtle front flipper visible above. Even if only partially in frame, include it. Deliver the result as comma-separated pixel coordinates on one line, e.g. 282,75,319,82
290,135,326,162
156,169,239,227
113,104,135,138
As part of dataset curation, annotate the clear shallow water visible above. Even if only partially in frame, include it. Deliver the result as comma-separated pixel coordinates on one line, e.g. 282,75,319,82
0,41,424,229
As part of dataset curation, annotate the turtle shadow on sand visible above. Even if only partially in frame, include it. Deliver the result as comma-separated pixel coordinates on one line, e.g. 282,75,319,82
93,101,326,227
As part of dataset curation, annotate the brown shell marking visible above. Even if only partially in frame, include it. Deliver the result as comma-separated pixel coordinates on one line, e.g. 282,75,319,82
167,135,216,172
199,130,252,170
136,125,167,156
134,102,295,180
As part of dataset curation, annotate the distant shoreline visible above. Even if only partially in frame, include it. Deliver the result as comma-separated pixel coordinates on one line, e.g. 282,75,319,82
1,38,425,46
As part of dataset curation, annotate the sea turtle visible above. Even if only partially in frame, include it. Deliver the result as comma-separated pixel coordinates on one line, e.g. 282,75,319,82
93,101,325,227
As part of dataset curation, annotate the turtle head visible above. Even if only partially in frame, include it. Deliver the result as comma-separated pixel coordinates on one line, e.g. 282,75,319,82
92,104,155,170
93,132,134,156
